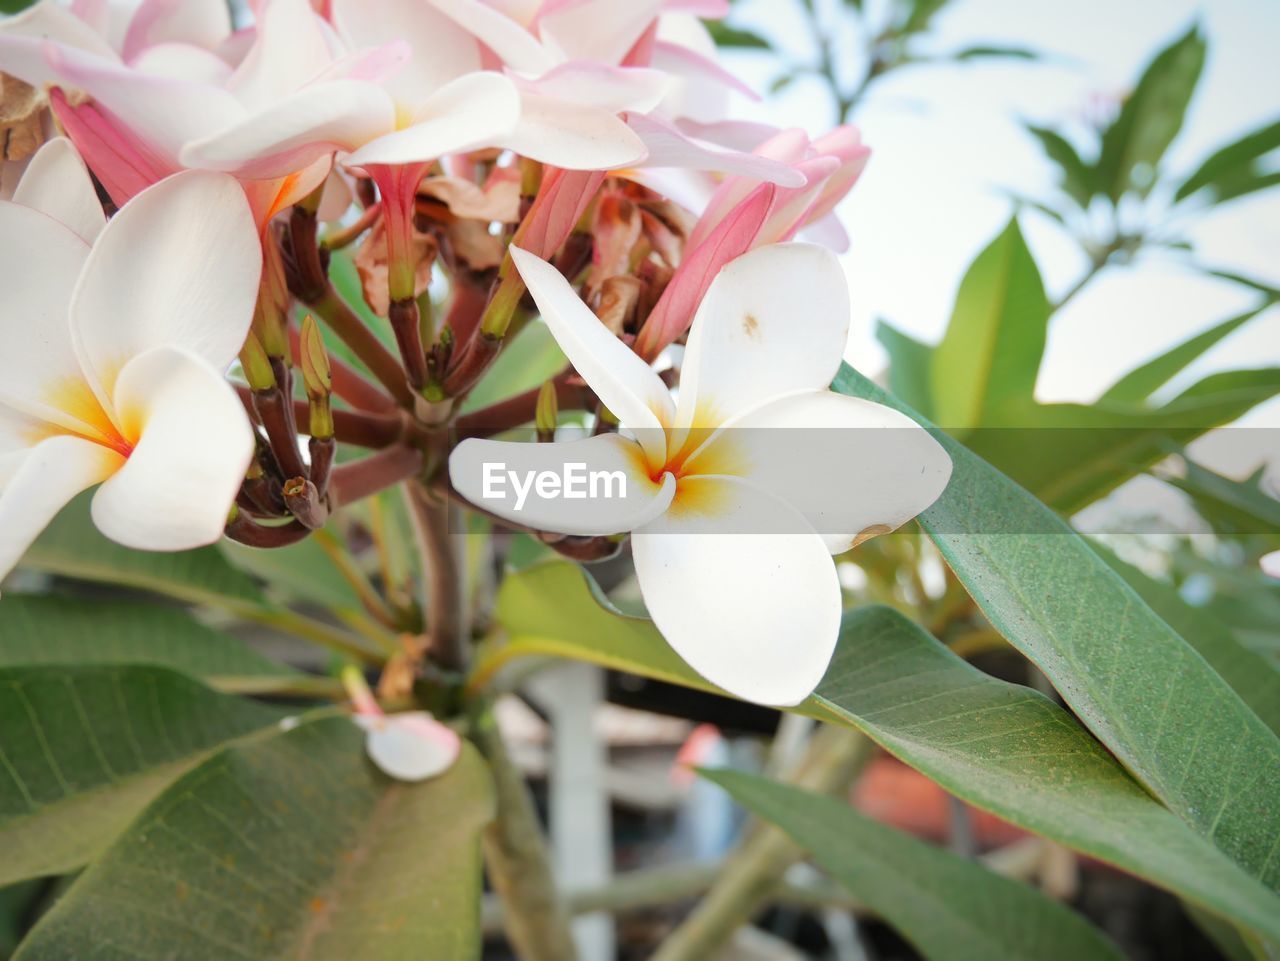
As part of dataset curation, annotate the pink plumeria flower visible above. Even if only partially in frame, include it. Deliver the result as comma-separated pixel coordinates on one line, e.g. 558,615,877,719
0,0,378,223
342,667,460,782
0,140,259,583
635,126,870,360
450,244,952,706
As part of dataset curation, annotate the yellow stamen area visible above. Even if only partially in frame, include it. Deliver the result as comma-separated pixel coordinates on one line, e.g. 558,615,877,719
28,375,134,459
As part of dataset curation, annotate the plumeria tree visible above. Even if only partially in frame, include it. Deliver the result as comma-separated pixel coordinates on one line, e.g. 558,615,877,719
0,2,1278,960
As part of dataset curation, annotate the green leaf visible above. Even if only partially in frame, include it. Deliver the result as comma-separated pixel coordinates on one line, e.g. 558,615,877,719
1100,306,1267,403
20,494,265,613
704,769,1124,961
901,0,951,35
930,219,1050,427
1025,125,1097,207
1206,169,1280,205
1096,25,1206,199
1095,545,1280,736
0,595,295,680
0,666,285,886
460,318,567,413
834,363,1280,892
0,0,38,11
220,538,366,613
14,717,495,961
875,320,935,418
1176,117,1280,201
487,571,1280,939
705,21,772,49
949,44,1040,61
971,367,1280,513
1166,459,1280,537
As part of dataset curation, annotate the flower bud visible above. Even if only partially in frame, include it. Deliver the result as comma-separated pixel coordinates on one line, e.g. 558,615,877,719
536,381,558,442
299,315,335,440
240,332,277,391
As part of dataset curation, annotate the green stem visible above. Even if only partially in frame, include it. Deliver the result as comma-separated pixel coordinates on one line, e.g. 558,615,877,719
237,605,383,665
404,479,470,673
311,286,413,408
472,702,581,961
649,725,873,961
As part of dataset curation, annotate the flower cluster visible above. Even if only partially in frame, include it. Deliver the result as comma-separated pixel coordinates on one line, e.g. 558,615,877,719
0,0,948,750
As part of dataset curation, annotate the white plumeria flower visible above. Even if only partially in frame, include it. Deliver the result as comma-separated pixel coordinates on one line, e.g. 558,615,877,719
451,243,952,706
0,138,259,584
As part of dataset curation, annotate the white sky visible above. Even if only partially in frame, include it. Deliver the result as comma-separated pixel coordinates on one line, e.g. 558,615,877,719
722,0,1280,442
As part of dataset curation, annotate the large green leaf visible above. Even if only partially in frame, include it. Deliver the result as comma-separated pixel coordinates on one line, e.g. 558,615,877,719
875,320,935,418
703,769,1123,961
220,538,366,613
14,717,495,961
1176,117,1280,202
0,595,294,680
486,567,1280,938
20,494,265,612
971,367,1280,513
0,666,285,886
1096,25,1206,199
1095,546,1280,736
930,219,1049,427
834,364,1280,891
1099,306,1268,404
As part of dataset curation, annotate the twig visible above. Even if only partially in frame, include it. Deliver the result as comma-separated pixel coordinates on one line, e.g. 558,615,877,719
404,479,469,672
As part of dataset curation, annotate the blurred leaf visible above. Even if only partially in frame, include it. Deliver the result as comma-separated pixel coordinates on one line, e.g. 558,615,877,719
0,595,294,680
460,319,567,413
972,367,1280,513
1005,191,1070,225
13,717,494,961
705,769,1124,961
705,21,772,49
901,0,951,35
0,666,285,887
1202,169,1280,206
875,320,935,418
1096,544,1280,736
948,44,1040,61
1184,902,1259,961
486,566,1280,939
0,0,38,11
835,363,1280,891
1100,306,1267,403
769,72,798,95
1176,117,1280,201
931,219,1050,427
1205,269,1280,300
20,494,265,612
1025,125,1097,207
220,538,366,613
1166,459,1280,537
1096,25,1206,200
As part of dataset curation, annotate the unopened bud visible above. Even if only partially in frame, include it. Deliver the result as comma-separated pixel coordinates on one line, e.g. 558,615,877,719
536,381,558,442
299,315,332,397
299,316,335,439
240,332,276,391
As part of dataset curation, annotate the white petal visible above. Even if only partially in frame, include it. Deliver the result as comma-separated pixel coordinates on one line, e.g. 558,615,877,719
521,62,670,114
537,0,664,66
494,92,648,171
510,246,673,469
0,201,112,441
675,244,849,433
632,475,840,706
450,434,675,536
332,0,482,104
226,0,331,107
688,390,952,553
13,138,106,243
70,170,260,406
122,0,232,60
181,80,396,178
361,712,461,782
0,435,122,585
627,114,805,187
129,42,234,85
90,346,253,551
424,0,555,74
43,43,243,162
0,1,118,89
344,72,521,167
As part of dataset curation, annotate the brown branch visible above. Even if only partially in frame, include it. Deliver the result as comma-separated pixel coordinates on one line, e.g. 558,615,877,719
329,444,424,508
